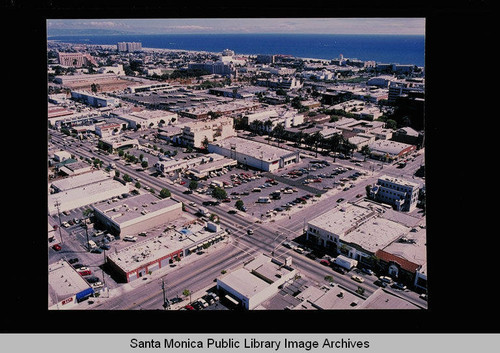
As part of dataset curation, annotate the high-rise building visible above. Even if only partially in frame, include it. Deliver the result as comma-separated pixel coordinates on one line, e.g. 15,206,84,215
117,42,142,52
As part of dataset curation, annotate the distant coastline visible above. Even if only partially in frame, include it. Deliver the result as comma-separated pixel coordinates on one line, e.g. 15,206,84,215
48,33,425,67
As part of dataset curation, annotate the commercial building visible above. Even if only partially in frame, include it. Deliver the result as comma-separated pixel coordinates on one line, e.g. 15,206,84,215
208,136,300,172
57,52,97,67
180,116,236,148
216,254,296,310
48,260,94,309
114,110,178,130
70,90,119,108
306,200,417,265
92,193,183,237
154,153,233,176
367,139,416,161
370,175,421,212
99,136,139,151
106,221,227,282
95,122,123,138
375,224,427,290
54,73,117,85
48,171,129,215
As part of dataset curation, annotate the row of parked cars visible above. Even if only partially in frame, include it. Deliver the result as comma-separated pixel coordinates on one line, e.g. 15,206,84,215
67,257,104,289
180,291,220,311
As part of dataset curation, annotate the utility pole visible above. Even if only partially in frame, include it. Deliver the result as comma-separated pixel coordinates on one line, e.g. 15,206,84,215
54,200,63,244
161,279,169,310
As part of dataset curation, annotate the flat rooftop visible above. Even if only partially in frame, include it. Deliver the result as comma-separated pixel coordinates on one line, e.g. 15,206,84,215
308,203,379,237
358,288,422,309
48,260,91,305
341,217,410,253
107,223,226,273
378,175,420,189
296,284,363,310
93,193,181,226
210,136,297,162
51,170,110,191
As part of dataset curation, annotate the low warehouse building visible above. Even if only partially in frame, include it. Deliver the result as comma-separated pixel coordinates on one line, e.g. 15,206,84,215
216,254,296,310
92,193,183,237
106,222,227,282
48,260,94,309
208,137,300,172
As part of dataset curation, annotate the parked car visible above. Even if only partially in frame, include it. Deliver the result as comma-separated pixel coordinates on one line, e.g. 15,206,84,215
198,298,209,308
170,297,183,304
123,236,137,242
68,258,79,264
52,244,62,251
183,305,194,310
191,301,204,310
392,282,407,290
361,268,374,275
379,276,393,284
247,229,254,235
86,277,100,283
320,259,330,266
91,282,104,289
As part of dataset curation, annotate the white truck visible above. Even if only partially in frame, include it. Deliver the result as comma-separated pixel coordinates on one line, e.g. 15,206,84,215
257,197,271,203
333,255,358,271
198,207,210,217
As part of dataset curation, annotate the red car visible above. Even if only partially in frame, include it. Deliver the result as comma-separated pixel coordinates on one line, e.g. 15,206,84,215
179,181,186,185
52,244,62,251
320,259,330,266
183,305,194,310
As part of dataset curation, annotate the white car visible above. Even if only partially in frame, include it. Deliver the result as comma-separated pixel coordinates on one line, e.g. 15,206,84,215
197,298,209,308
351,275,365,283
123,236,138,242
91,282,104,289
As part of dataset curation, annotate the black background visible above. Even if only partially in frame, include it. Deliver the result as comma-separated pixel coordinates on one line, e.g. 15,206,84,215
1,0,497,334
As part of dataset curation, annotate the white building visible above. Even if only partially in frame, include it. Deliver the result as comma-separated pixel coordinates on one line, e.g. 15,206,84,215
208,137,300,172
216,254,296,310
306,201,411,263
114,110,178,130
92,193,182,237
48,173,130,216
370,175,421,212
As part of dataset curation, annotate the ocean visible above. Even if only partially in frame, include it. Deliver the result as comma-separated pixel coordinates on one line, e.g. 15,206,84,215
48,33,425,67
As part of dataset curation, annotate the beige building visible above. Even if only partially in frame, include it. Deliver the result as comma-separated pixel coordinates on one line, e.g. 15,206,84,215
92,193,183,237
181,116,236,148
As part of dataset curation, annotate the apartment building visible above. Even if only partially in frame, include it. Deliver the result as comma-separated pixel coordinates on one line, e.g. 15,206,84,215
57,52,97,67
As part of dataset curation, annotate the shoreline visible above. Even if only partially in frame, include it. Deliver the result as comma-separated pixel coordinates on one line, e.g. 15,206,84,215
48,40,424,67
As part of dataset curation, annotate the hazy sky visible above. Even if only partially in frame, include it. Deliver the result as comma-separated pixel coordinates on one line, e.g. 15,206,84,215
47,18,425,35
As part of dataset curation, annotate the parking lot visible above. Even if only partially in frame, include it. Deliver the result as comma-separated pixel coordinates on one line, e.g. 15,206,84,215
182,155,370,222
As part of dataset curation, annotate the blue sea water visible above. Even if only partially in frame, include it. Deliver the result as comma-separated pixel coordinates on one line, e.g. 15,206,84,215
48,33,425,67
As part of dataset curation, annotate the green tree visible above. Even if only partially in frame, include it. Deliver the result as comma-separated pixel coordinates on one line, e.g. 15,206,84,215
135,181,142,189
212,186,227,200
141,160,148,169
189,180,198,190
235,199,244,211
123,174,132,182
160,188,171,198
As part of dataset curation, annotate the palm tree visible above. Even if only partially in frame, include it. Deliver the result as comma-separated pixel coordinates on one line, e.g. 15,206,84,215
294,130,305,148
271,123,285,147
360,145,371,161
